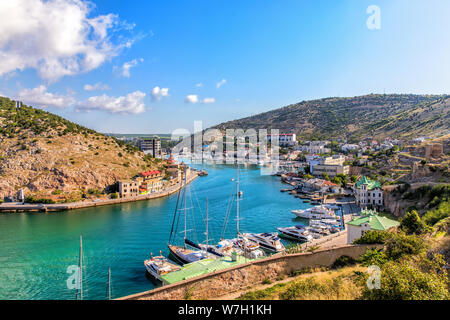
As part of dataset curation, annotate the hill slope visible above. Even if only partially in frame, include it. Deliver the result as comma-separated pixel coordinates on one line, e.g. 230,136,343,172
0,96,163,202
214,94,450,141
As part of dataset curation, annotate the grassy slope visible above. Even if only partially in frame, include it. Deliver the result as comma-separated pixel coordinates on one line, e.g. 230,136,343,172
0,96,164,201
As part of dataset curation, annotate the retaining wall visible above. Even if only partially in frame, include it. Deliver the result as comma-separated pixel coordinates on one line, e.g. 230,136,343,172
119,244,382,300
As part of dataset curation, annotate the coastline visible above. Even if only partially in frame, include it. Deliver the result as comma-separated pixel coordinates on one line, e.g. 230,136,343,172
0,172,198,213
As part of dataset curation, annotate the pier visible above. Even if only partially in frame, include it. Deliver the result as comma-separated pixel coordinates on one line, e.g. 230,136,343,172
0,172,198,213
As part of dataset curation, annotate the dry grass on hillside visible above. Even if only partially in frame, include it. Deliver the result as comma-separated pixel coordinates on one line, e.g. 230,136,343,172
237,266,365,300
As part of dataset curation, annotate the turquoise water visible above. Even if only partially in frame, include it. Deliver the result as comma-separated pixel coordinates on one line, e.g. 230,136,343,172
0,163,311,300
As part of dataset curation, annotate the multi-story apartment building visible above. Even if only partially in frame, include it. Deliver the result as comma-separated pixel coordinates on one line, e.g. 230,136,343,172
118,180,140,198
311,155,348,177
353,176,384,209
137,137,161,157
267,133,297,147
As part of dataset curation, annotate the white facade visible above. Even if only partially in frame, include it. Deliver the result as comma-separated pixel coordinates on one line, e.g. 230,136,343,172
267,133,297,147
354,184,383,209
347,223,372,244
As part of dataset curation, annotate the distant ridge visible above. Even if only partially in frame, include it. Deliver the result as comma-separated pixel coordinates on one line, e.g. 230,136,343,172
213,94,450,141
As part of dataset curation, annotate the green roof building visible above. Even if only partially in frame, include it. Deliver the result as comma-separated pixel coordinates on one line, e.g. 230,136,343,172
354,176,383,209
346,210,399,243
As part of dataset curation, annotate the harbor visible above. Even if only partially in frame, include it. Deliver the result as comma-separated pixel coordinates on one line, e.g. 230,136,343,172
0,162,317,300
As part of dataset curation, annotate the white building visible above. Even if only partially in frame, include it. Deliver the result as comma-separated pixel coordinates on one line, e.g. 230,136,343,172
346,210,399,244
353,176,383,209
267,133,297,147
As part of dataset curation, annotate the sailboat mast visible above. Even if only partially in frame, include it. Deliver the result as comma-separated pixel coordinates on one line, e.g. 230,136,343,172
78,235,83,300
107,267,111,300
205,198,209,244
236,165,240,237
184,164,187,247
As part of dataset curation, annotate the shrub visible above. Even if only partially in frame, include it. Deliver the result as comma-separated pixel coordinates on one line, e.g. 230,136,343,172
423,201,450,226
331,255,356,269
361,260,449,300
400,210,432,235
110,193,118,199
358,248,388,267
385,233,426,260
353,230,390,244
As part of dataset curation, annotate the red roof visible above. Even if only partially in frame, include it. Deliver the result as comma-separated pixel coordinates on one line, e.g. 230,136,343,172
140,170,161,177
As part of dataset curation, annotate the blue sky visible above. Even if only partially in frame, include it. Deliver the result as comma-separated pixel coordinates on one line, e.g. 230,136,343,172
1,0,450,134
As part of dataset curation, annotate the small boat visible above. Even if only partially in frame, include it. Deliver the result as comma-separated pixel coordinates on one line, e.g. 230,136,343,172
292,205,337,220
144,254,181,282
233,236,265,259
308,225,330,235
242,232,285,253
278,225,313,242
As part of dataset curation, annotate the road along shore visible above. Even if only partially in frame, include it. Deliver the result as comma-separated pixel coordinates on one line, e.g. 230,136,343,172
0,173,198,213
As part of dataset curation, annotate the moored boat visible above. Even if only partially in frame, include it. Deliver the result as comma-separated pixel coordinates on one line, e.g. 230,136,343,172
292,205,337,220
144,254,181,282
277,225,313,242
242,232,285,253
168,244,211,264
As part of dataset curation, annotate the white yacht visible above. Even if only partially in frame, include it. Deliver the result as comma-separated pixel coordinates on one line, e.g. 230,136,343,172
168,244,212,264
292,205,337,220
200,239,243,258
277,225,313,242
242,232,285,253
233,236,265,259
144,254,181,282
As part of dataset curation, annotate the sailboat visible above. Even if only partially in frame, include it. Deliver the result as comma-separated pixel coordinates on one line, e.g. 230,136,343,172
167,164,213,264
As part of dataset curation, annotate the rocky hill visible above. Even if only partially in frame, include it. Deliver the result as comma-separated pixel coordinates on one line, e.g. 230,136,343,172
214,94,450,141
0,96,163,202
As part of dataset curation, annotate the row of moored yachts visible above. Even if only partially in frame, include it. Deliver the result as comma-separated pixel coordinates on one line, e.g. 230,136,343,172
144,166,342,283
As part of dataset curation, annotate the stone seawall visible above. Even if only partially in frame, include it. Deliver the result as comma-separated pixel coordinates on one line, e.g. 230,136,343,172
119,244,382,300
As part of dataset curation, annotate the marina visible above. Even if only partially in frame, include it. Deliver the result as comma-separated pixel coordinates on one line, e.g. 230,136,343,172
0,161,318,300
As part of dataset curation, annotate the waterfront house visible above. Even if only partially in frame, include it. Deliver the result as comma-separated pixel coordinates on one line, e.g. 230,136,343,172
353,176,383,209
303,178,341,194
346,210,399,244
137,170,163,194
118,180,140,198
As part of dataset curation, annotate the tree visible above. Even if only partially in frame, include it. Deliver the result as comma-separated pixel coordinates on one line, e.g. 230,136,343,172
321,172,330,181
400,210,432,235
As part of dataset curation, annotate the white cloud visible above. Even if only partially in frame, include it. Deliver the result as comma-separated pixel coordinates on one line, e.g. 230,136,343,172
0,0,132,81
84,82,110,91
184,94,199,104
151,86,169,101
195,83,203,88
119,58,143,77
17,85,75,108
202,97,215,104
216,79,227,88
77,91,146,114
